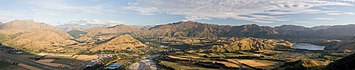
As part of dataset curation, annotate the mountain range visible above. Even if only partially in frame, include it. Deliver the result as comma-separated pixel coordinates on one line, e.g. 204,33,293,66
143,21,355,41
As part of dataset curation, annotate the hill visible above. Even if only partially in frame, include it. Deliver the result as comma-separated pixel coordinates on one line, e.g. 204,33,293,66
209,37,293,52
0,20,77,52
5,30,77,52
77,24,142,42
325,36,355,52
326,53,355,70
281,59,331,70
89,34,145,52
68,30,87,38
0,20,56,30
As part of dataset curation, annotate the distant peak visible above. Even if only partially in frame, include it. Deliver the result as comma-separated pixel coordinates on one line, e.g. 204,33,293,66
171,21,204,25
241,24,259,27
11,19,35,22
8,19,47,25
108,24,128,28
0,19,54,30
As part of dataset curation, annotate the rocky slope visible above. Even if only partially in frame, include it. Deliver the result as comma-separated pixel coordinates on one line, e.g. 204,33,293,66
89,34,145,52
209,37,293,52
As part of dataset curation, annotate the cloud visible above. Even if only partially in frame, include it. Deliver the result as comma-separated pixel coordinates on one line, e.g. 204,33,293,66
125,3,159,15
128,0,354,23
64,19,125,26
24,0,105,16
0,0,117,25
313,18,334,20
184,16,211,21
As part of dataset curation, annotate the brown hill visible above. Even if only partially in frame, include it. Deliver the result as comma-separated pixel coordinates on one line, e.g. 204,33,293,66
89,34,145,52
0,20,76,52
209,37,293,52
0,20,56,30
5,30,76,52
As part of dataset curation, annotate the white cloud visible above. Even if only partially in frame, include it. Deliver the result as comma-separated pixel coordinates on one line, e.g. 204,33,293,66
64,19,125,26
126,3,159,15
128,0,354,23
24,0,105,16
184,16,211,21
313,18,334,20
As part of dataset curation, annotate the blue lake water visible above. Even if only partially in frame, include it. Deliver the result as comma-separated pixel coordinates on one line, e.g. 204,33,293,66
291,43,325,50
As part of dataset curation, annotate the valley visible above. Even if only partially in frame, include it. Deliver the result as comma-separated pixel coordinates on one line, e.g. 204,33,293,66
0,20,354,70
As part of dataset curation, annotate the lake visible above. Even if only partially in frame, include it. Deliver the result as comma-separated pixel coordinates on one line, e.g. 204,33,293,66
291,43,325,50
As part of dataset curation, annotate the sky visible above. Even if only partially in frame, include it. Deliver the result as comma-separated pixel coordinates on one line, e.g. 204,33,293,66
0,0,355,27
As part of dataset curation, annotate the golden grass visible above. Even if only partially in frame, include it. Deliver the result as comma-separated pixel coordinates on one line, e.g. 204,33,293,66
37,59,55,63
18,63,41,70
195,53,208,56
36,61,64,67
217,61,240,68
74,55,99,61
180,55,201,59
235,59,278,70
168,55,190,61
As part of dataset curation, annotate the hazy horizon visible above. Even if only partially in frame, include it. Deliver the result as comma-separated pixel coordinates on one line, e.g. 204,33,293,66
2,19,355,28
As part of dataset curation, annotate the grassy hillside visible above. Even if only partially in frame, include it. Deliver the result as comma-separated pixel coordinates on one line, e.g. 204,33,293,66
90,34,145,52
68,30,87,38
0,32,6,43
